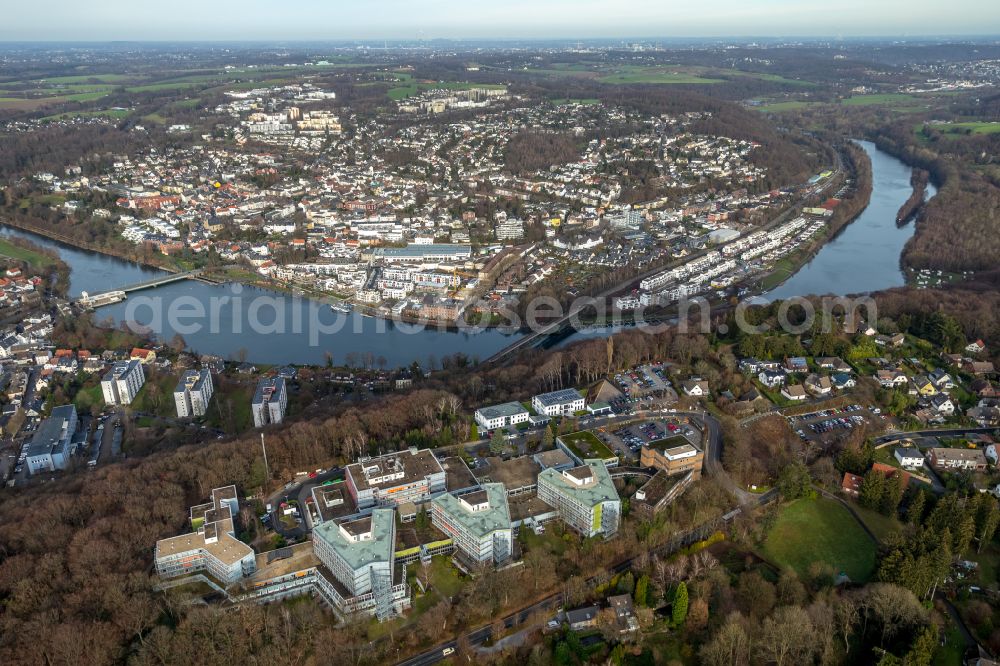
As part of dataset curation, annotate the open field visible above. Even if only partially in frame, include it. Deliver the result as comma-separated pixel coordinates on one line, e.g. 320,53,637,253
0,237,57,269
841,93,924,107
762,497,876,582
40,108,132,121
935,121,1000,136
754,101,817,113
595,67,724,85
849,502,904,542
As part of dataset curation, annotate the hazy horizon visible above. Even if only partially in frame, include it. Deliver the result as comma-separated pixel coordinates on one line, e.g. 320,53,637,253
3,1,999,42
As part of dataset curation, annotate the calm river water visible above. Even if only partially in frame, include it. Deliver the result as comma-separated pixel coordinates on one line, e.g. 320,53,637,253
1,140,930,365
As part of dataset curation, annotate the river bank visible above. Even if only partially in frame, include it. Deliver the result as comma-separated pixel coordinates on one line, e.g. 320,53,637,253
896,168,930,226
767,140,937,300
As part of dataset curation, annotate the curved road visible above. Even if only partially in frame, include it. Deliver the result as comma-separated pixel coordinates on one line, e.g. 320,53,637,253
395,410,772,666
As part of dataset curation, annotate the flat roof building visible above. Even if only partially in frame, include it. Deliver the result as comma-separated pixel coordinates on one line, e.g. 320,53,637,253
431,483,513,568
532,388,585,417
640,437,704,480
928,447,988,472
537,459,620,538
345,448,446,509
25,404,78,474
312,508,409,619
101,359,145,406
174,368,214,418
474,401,530,430
371,244,472,263
154,485,256,585
251,376,287,428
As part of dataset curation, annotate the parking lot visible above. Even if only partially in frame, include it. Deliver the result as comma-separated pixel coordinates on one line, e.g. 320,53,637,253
597,416,699,461
614,364,676,402
788,404,889,442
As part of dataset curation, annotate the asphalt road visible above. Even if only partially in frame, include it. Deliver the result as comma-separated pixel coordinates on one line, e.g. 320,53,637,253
266,466,343,539
874,426,999,444
395,410,773,666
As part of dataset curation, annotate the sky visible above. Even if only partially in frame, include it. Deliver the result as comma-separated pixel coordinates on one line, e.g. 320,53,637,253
1,1,999,41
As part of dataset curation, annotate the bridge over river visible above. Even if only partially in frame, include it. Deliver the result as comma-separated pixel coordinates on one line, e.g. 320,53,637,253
75,269,206,306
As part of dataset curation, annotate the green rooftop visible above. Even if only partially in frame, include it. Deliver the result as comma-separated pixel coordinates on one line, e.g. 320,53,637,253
313,508,395,571
647,434,692,452
538,459,619,507
559,431,616,461
432,483,511,538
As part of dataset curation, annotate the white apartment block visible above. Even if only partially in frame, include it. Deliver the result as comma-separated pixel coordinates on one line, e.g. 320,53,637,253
154,486,257,585
431,483,513,567
174,369,215,418
312,509,396,597
101,359,145,406
474,401,530,430
251,376,287,428
532,388,585,417
311,509,409,620
537,460,621,539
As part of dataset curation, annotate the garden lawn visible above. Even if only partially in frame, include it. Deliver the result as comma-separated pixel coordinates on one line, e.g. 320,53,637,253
762,497,876,582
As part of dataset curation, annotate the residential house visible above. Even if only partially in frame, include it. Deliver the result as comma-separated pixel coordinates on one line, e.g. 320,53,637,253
894,447,924,469
841,472,863,497
969,400,1000,427
784,356,809,373
607,594,639,633
875,369,908,389
130,347,157,364
966,340,987,355
816,357,851,373
929,394,956,416
913,375,939,397
474,402,530,431
681,379,710,397
566,605,600,631
928,368,956,390
831,373,856,390
531,388,585,417
758,369,786,388
965,361,995,376
781,384,807,401
805,374,832,396
875,333,905,348
927,447,988,472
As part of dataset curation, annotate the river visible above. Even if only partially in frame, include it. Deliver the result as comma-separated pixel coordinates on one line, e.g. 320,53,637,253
766,140,937,299
0,226,520,366
0,140,932,365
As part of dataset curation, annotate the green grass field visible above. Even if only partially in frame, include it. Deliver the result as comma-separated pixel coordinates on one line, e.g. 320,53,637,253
595,67,724,85
849,503,904,542
755,101,816,113
40,108,131,121
936,121,1000,136
841,93,923,107
0,237,57,269
732,71,817,87
762,497,876,582
40,74,132,84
